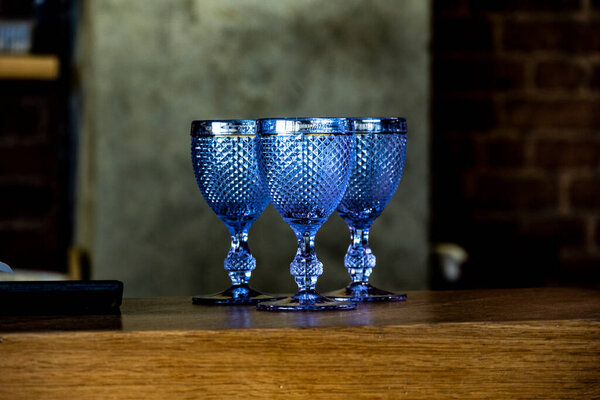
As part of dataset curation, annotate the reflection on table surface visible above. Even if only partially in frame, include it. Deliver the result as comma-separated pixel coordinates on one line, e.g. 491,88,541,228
2,287,598,333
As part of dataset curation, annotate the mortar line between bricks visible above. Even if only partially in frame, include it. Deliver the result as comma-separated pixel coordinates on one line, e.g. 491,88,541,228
476,169,564,179
470,210,600,220
435,129,600,140
558,172,572,215
523,57,537,93
435,90,600,100
502,52,600,62
500,91,600,101
469,210,562,219
560,247,600,258
490,14,504,55
0,176,53,185
500,11,592,22
0,220,49,231
524,138,536,168
435,53,600,63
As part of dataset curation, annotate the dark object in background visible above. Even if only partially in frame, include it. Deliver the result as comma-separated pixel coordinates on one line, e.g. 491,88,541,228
0,20,33,53
0,0,78,274
32,0,71,55
0,0,69,55
0,280,123,315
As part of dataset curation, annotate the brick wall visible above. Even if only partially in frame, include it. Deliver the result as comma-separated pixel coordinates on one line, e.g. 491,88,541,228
432,0,600,287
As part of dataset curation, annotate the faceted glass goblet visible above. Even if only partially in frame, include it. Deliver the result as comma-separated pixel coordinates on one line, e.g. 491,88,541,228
256,118,356,311
329,117,408,302
190,120,280,305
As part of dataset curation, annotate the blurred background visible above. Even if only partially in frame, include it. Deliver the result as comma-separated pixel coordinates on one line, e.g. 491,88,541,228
0,0,598,297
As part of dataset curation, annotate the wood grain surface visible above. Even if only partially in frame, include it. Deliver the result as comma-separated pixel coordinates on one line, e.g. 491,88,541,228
1,287,599,333
0,55,59,80
1,288,599,399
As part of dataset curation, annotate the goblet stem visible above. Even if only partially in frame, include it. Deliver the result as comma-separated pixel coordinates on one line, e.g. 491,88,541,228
345,226,376,285
291,231,321,292
193,225,283,305
225,228,255,286
325,224,406,302
257,229,355,311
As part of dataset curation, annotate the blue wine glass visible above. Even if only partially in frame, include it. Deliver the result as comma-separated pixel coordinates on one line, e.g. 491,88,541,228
190,120,281,305
329,117,408,302
256,118,356,311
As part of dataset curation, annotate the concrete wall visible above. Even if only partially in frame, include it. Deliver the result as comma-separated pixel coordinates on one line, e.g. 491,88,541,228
77,0,430,297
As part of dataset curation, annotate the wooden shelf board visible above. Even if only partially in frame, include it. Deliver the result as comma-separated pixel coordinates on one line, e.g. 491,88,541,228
0,55,60,80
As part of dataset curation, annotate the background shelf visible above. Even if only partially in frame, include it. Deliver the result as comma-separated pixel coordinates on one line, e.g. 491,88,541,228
0,55,59,80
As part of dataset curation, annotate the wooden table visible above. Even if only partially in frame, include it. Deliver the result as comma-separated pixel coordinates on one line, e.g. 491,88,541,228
1,287,599,399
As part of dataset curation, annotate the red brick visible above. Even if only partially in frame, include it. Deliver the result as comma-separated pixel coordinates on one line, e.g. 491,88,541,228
432,136,478,218
432,217,522,260
473,175,557,210
535,140,600,169
570,177,600,209
434,97,496,131
518,217,586,247
504,21,600,53
459,218,558,287
0,145,57,176
435,58,524,92
535,61,587,89
431,172,469,225
487,139,526,167
470,0,581,12
504,99,600,128
434,136,479,172
434,19,494,52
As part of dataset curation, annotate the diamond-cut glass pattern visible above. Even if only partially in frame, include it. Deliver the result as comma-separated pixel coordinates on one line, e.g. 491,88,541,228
191,135,269,229
258,133,353,233
255,119,358,311
190,120,280,305
338,133,407,227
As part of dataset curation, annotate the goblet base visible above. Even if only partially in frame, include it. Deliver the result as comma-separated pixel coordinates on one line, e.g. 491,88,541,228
192,284,283,305
256,289,356,311
326,283,407,302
